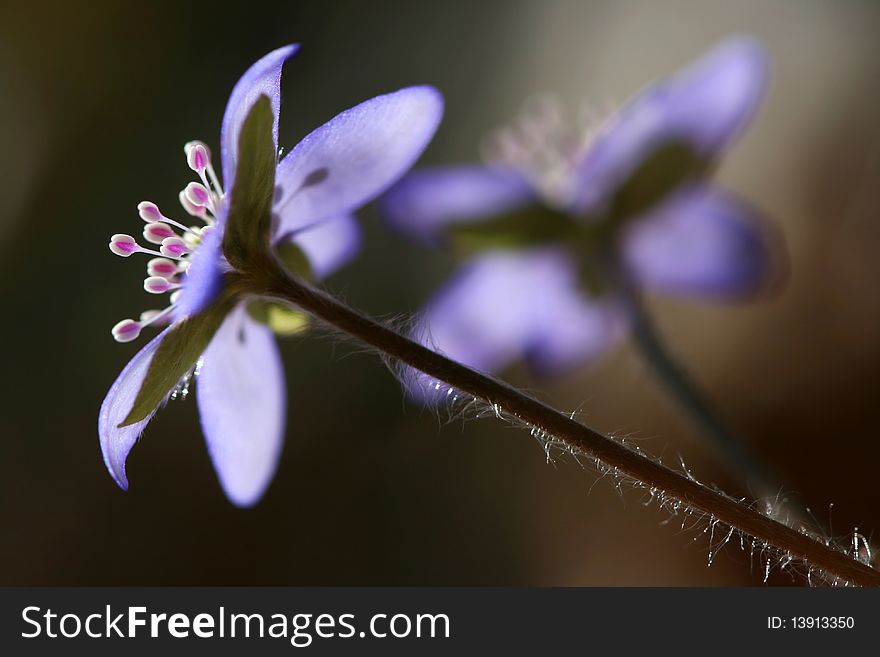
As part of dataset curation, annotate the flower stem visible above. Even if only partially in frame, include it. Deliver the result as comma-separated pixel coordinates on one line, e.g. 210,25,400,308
623,291,778,497
248,267,880,586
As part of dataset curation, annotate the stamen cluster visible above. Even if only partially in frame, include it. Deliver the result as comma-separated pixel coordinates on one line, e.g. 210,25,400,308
482,96,609,208
108,141,224,342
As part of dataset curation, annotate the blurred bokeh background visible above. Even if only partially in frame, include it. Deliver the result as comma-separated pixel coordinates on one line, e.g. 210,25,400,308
1,0,879,586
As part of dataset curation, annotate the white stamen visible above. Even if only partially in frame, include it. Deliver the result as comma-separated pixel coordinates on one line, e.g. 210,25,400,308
179,189,209,219
187,142,217,193
187,143,209,173
143,276,179,294
137,201,165,223
147,257,180,278
184,140,209,158
186,140,223,195
160,236,190,258
111,318,142,343
143,223,179,244
109,233,139,257
184,182,212,210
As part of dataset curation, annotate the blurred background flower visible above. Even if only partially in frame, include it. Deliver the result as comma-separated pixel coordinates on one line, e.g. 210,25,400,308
1,0,879,585
382,38,776,403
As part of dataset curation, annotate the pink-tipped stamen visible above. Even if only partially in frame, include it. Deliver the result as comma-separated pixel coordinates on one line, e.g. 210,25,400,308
184,140,208,158
112,304,177,342
143,223,179,244
143,276,180,295
184,182,213,212
187,143,209,173
137,201,165,223
140,199,203,237
109,234,139,257
110,234,184,260
160,236,190,258
111,319,142,343
147,257,180,278
185,140,224,196
179,189,209,220
186,143,217,194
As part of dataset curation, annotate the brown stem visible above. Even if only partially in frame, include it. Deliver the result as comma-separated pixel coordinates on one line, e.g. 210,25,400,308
250,268,880,587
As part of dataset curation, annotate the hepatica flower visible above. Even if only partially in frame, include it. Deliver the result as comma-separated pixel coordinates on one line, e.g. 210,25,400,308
101,45,442,505
383,37,777,400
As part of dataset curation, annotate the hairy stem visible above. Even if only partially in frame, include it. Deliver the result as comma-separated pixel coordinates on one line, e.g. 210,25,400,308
247,267,880,587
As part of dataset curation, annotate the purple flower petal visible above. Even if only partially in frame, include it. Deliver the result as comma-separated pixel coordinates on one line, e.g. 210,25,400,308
381,165,534,243
99,326,174,490
197,305,286,507
220,45,299,193
622,185,773,298
174,221,224,320
403,249,619,401
289,213,361,280
526,284,623,375
272,86,443,235
575,36,768,214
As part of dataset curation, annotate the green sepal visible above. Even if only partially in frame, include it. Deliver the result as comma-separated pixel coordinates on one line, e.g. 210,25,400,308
604,139,707,226
119,291,238,427
274,241,313,280
447,206,577,258
569,140,707,297
222,95,277,270
247,300,310,336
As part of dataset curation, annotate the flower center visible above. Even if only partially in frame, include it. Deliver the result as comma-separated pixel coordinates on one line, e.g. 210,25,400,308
481,96,613,208
108,140,225,343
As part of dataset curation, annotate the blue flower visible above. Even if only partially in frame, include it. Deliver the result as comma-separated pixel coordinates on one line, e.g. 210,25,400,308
101,45,443,506
382,37,778,400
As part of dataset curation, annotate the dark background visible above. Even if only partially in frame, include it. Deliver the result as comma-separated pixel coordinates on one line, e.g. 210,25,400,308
1,0,879,585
